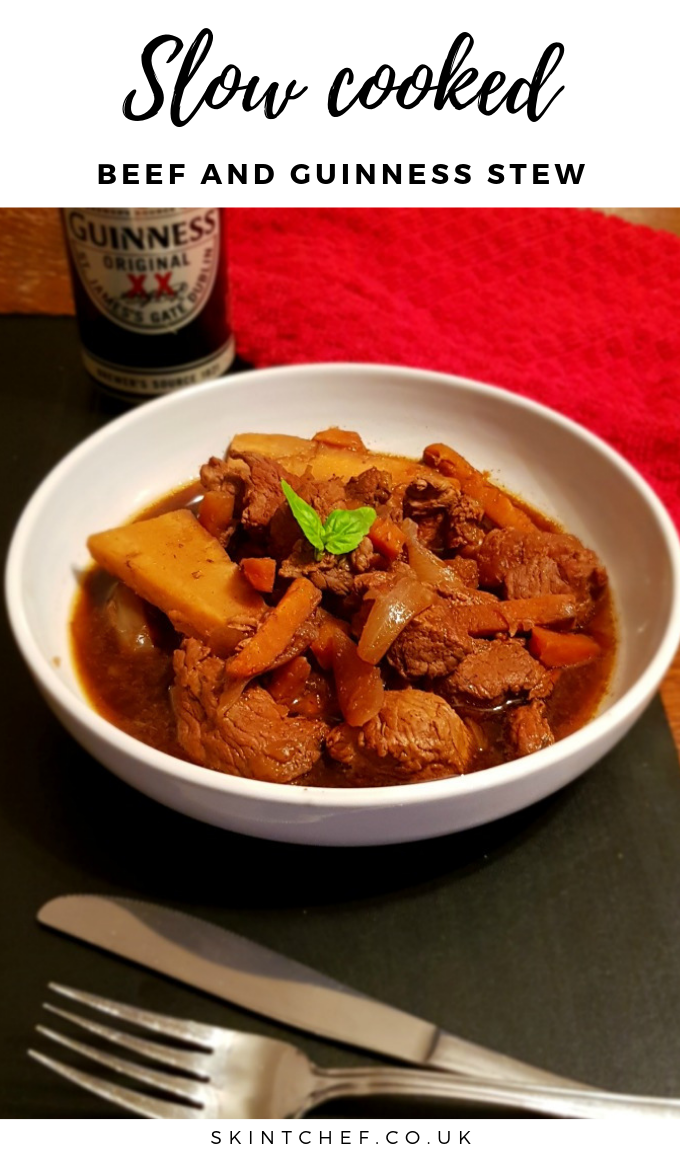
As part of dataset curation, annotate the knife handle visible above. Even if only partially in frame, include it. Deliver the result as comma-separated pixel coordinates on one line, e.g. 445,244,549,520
426,1030,587,1090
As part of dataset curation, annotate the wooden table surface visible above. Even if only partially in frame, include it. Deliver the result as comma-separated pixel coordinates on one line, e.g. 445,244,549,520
0,206,678,755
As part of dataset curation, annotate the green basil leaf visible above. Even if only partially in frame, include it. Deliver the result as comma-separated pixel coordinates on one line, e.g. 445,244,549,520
280,479,325,552
322,506,377,555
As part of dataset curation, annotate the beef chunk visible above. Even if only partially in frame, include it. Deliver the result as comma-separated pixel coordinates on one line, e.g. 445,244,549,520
171,638,326,782
444,556,479,588
283,535,381,595
353,562,412,596
238,454,295,543
438,639,553,705
326,688,473,784
200,455,247,493
457,522,487,555
403,474,459,551
200,455,231,491
279,541,356,597
387,601,480,680
236,454,347,559
295,473,347,522
350,535,377,573
476,528,607,619
445,492,485,551
346,468,393,508
402,475,484,552
199,456,247,521
412,515,445,551
404,474,459,517
506,700,554,757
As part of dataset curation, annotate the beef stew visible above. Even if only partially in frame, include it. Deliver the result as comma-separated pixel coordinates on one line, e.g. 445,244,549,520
72,429,616,787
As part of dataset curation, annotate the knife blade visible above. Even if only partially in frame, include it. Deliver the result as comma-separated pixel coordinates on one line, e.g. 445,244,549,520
38,894,583,1090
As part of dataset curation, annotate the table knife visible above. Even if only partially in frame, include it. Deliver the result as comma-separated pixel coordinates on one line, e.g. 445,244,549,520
38,894,584,1091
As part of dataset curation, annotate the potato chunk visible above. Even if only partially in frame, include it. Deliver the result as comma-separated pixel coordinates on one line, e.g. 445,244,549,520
228,432,436,485
88,510,265,656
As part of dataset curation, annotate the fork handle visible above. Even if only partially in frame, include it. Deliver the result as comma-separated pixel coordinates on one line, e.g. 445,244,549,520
310,1067,680,1119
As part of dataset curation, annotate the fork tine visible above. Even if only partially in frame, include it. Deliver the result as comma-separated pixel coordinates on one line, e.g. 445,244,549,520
35,1025,205,1106
29,1049,195,1119
43,1003,209,1076
48,984,215,1047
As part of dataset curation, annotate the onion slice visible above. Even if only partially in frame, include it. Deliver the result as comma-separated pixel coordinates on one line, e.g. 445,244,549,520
105,583,155,652
357,576,435,665
402,519,468,595
217,675,251,716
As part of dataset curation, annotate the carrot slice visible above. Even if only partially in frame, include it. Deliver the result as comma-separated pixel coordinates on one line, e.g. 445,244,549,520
368,517,407,561
268,656,312,704
529,626,601,668
198,490,235,538
312,427,366,451
331,630,385,726
459,595,578,635
309,612,383,724
310,610,351,670
226,578,322,678
240,556,277,594
424,443,538,532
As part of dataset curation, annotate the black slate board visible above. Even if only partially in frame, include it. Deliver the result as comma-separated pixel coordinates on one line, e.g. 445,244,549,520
2,317,680,1119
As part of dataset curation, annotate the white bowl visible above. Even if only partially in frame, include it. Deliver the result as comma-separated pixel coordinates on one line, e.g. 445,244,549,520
6,364,680,846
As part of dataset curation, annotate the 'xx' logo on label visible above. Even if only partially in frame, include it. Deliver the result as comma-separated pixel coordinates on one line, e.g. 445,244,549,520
124,273,177,299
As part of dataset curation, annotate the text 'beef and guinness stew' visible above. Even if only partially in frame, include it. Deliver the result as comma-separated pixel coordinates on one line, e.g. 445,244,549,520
73,430,615,787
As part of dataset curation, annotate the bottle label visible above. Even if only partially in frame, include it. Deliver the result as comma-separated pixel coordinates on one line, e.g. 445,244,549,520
82,337,236,398
63,208,221,335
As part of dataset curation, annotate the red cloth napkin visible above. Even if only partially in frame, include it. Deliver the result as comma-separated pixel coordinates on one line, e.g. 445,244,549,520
228,209,680,526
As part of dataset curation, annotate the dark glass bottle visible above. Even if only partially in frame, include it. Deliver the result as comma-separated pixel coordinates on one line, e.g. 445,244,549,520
61,207,234,399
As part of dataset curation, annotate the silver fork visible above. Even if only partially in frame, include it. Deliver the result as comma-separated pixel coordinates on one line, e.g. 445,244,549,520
29,985,680,1119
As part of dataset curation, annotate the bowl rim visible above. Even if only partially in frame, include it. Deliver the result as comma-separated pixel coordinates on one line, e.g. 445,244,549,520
6,361,680,812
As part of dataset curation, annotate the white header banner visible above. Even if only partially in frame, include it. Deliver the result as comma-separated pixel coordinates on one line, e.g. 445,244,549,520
1,0,676,205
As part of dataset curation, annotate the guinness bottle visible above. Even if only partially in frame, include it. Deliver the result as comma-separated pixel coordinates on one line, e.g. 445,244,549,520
62,207,235,398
